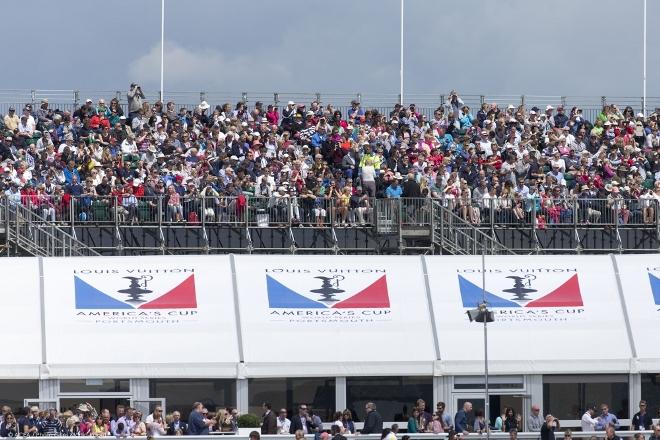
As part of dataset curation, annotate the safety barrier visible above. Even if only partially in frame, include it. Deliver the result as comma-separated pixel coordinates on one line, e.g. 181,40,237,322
11,195,658,228
2,89,659,126
0,431,652,440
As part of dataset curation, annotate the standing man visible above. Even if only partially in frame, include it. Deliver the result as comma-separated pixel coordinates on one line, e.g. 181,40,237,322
289,404,315,435
261,403,277,435
631,400,653,431
361,402,383,434
188,402,215,435
581,406,598,431
595,404,620,430
528,405,543,432
455,401,472,434
541,414,559,440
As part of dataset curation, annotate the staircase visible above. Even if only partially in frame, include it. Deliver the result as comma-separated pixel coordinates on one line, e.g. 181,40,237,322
431,200,516,255
1,199,100,257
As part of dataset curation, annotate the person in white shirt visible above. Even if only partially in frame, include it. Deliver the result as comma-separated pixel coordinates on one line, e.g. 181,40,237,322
276,409,291,435
581,407,598,431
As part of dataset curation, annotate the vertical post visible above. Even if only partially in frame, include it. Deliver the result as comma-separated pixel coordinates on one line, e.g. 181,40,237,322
400,0,404,106
274,93,279,107
643,0,647,116
315,92,321,105
241,92,247,103
160,0,165,102
482,250,490,438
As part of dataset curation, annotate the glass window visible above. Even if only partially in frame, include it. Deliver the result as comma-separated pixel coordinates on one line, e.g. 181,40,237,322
60,379,130,393
0,380,39,412
641,373,660,421
454,375,524,390
248,378,335,421
150,379,236,420
346,376,432,422
543,375,629,421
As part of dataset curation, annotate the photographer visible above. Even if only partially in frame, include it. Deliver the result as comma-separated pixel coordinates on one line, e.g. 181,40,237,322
541,414,560,440
127,83,146,122
0,412,19,437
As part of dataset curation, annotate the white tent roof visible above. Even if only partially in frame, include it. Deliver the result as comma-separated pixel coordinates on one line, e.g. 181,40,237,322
6,254,654,379
233,255,436,377
426,255,632,375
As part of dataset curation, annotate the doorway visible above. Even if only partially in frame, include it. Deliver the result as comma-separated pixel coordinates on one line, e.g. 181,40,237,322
455,394,524,429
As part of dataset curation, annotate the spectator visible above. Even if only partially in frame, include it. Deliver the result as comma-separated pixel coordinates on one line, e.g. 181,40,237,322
649,424,660,440
277,409,291,435
631,400,653,431
454,401,472,434
341,410,355,435
361,402,383,435
188,402,215,435
261,402,277,435
435,402,453,432
0,412,19,437
504,407,522,432
167,411,187,435
541,415,559,440
595,404,620,430
528,404,543,432
605,426,621,440
289,404,315,435
407,407,421,433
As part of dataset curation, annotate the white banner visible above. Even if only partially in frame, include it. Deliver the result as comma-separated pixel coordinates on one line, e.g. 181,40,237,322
233,255,436,376
614,254,660,372
0,259,41,377
424,255,632,374
42,256,239,377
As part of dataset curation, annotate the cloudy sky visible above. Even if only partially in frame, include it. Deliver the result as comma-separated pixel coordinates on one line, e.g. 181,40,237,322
3,0,658,102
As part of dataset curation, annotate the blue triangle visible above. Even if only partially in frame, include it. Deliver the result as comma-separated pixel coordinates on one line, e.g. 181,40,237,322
458,275,521,308
75,276,133,309
648,273,660,306
267,275,327,308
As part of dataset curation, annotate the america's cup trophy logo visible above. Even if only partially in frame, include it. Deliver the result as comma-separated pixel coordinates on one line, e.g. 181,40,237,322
118,275,153,304
503,274,537,302
310,275,345,302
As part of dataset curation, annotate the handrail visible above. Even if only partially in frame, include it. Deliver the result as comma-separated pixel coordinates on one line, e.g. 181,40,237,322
432,199,516,255
0,431,651,440
1,197,100,257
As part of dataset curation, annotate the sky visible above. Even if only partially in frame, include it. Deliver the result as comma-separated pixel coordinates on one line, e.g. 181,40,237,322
1,0,658,102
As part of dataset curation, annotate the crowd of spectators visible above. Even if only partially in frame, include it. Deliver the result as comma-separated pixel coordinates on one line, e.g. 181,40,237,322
0,398,657,438
2,86,660,227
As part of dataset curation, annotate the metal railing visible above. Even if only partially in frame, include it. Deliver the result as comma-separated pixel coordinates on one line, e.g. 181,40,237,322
11,195,657,228
1,89,659,124
1,195,658,256
1,196,100,257
0,431,652,440
433,200,516,255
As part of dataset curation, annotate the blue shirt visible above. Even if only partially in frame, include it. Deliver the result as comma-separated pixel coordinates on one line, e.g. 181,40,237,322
595,413,619,430
385,184,402,198
455,410,468,433
187,411,208,435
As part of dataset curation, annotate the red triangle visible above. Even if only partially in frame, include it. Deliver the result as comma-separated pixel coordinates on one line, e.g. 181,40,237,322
332,275,390,308
525,274,583,308
139,275,197,309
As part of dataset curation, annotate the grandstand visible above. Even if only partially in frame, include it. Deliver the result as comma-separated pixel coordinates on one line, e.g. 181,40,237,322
0,87,659,436
0,89,658,256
